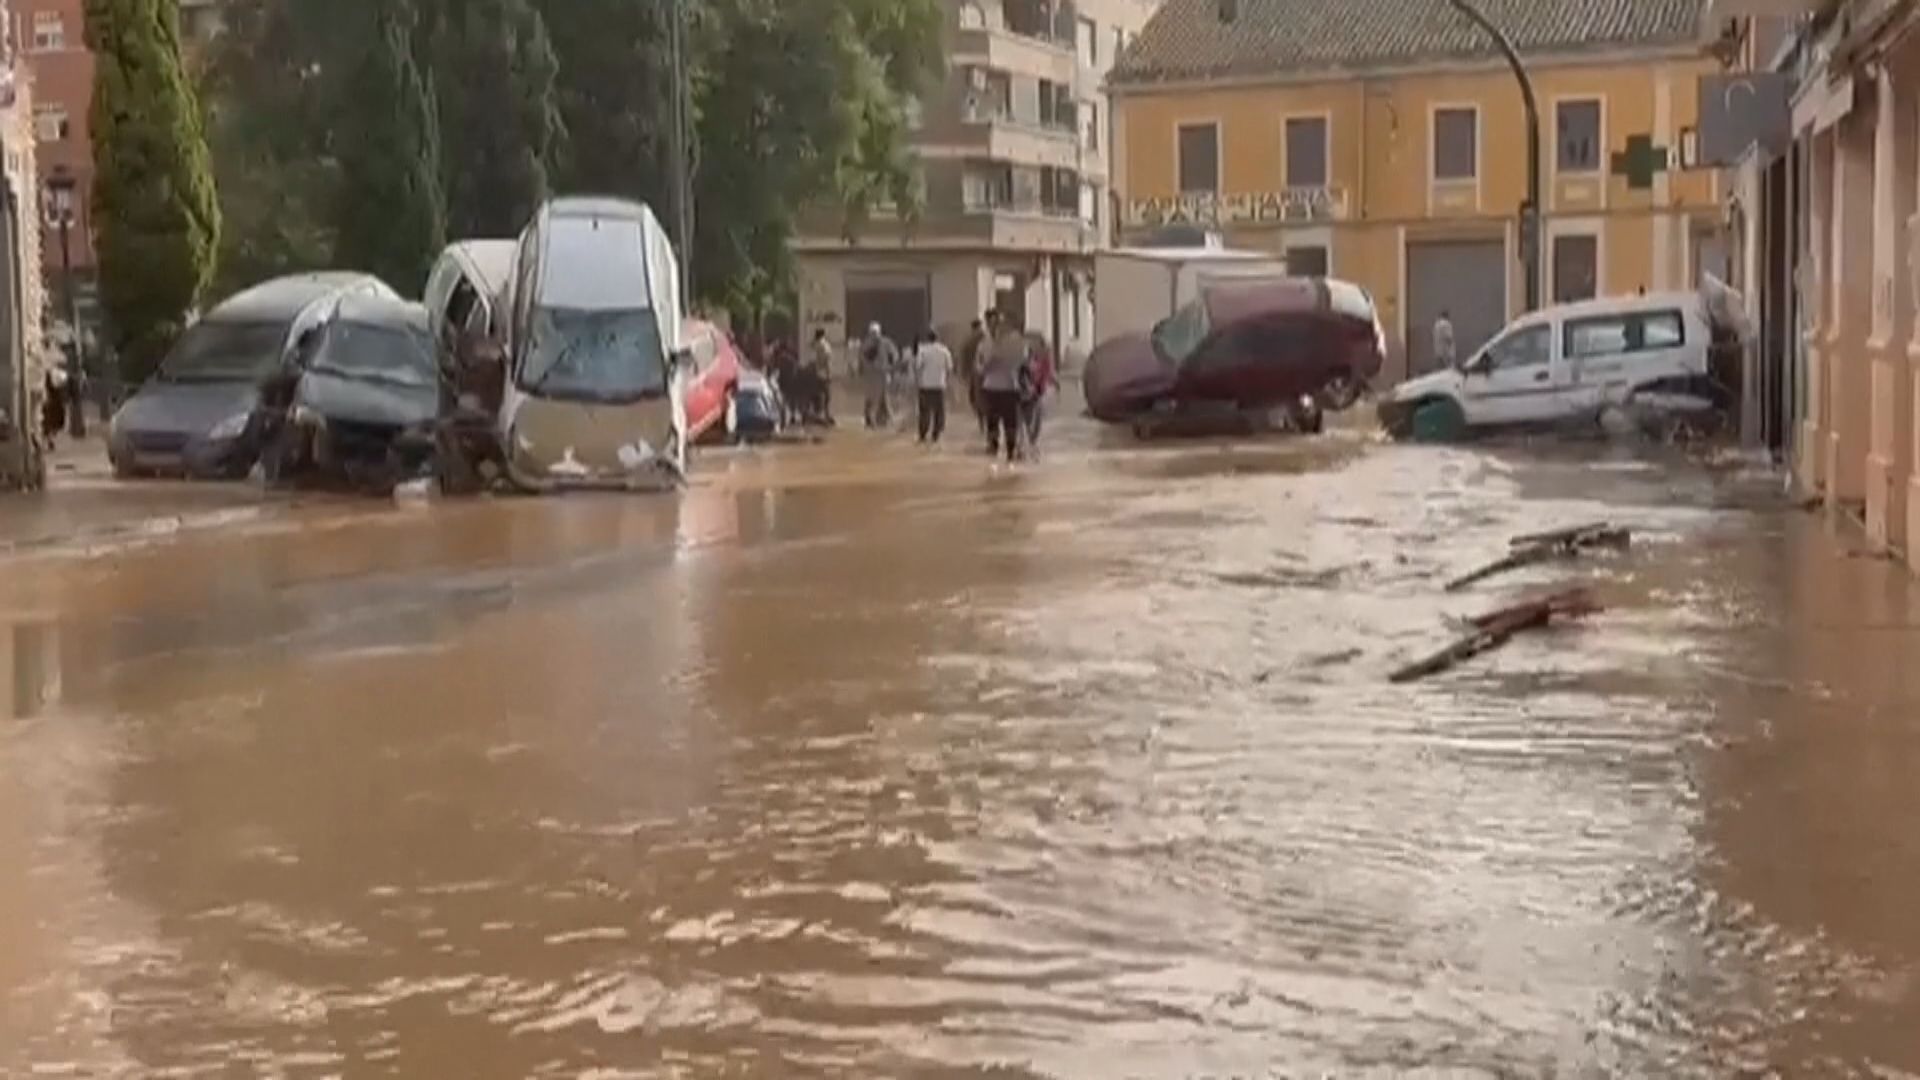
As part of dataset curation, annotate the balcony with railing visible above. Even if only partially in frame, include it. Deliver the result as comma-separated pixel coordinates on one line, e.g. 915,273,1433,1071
951,0,1079,85
945,69,1080,170
958,162,1093,249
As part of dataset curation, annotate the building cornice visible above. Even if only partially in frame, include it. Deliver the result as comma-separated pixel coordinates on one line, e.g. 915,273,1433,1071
1106,44,1716,99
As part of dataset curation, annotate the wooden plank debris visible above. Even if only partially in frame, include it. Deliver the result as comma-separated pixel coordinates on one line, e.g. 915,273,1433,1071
1444,523,1631,592
1389,587,1602,684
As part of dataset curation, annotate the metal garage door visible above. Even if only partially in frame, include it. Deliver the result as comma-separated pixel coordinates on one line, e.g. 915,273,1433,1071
1405,239,1508,377
844,276,930,352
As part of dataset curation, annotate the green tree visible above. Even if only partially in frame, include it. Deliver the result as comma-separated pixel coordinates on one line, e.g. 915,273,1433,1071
86,0,221,381
535,0,942,316
200,0,338,299
426,0,563,238
332,4,445,295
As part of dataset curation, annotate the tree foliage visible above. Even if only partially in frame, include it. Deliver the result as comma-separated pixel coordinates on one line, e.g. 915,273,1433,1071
86,0,221,381
204,0,940,318
332,4,445,295
534,0,942,317
423,0,563,239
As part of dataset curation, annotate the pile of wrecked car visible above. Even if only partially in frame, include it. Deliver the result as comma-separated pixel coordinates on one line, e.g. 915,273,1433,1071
107,195,776,498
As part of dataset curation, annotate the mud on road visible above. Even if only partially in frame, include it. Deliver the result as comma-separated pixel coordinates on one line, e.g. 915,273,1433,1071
2,420,1917,1077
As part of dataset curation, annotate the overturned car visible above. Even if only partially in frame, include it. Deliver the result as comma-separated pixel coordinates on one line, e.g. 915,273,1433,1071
1083,276,1386,439
254,294,437,493
433,197,690,495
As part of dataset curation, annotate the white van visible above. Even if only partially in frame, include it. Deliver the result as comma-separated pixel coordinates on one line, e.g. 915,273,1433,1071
1379,289,1733,439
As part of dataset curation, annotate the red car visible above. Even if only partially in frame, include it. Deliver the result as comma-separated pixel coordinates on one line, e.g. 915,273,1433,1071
681,318,743,445
1083,276,1386,433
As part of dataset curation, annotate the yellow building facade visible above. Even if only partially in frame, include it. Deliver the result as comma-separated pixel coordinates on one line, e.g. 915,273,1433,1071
1109,0,1725,384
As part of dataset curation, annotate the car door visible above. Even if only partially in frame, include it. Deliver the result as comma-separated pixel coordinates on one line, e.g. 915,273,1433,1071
1458,322,1559,426
1563,313,1632,414
1630,307,1696,382
681,323,726,439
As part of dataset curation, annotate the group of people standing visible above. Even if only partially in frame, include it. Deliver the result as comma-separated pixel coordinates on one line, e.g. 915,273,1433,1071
829,311,1055,462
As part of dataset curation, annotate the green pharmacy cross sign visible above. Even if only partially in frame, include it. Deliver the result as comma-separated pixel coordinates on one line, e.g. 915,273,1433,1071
1612,134,1670,190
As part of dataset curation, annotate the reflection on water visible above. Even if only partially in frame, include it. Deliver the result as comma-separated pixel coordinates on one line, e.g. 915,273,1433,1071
3,621,60,720
1,427,1918,1076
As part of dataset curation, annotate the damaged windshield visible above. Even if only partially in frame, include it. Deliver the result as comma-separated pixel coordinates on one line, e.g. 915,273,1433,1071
523,308,667,401
518,214,668,402
311,320,433,387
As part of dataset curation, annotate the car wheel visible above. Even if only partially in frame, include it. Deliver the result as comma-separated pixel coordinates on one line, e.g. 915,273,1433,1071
1317,371,1364,412
1409,398,1468,443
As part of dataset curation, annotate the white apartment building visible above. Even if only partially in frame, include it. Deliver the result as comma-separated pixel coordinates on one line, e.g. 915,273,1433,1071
795,0,1159,364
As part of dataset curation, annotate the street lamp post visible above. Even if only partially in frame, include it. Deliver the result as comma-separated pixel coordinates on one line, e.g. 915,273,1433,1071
1444,0,1543,312
1212,0,1546,310
45,168,85,438
665,0,694,300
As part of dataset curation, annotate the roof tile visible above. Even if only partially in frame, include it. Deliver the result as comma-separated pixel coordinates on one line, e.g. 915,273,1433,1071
1112,0,1710,85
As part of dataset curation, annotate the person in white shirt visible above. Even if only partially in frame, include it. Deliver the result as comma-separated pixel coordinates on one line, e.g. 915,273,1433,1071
913,330,953,443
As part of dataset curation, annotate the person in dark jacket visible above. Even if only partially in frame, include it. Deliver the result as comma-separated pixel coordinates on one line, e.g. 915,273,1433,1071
41,367,69,447
979,313,1028,463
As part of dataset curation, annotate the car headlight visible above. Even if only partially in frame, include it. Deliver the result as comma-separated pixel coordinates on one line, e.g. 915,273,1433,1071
207,412,250,441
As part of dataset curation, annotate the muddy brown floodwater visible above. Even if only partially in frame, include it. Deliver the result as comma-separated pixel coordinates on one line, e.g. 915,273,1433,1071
2,417,1919,1077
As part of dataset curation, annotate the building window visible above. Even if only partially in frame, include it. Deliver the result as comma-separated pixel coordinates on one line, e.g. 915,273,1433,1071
1433,107,1478,181
964,163,1014,211
964,67,1010,123
1287,245,1329,277
1113,26,1126,62
1284,116,1328,188
1178,122,1219,196
32,11,65,51
1552,234,1599,303
34,105,69,143
1077,16,1098,66
1556,99,1602,173
1084,101,1099,152
1038,80,1075,131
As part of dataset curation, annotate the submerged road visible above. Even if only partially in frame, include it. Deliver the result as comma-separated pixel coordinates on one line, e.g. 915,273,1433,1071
2,417,1918,1076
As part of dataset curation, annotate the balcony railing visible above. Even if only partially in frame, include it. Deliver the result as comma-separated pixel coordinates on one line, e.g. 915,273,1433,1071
961,103,1076,137
961,192,1081,218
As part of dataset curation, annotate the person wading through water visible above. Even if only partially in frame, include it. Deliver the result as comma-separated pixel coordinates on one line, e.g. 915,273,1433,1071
960,318,987,439
913,329,952,444
859,323,898,429
1020,332,1056,458
979,312,1029,464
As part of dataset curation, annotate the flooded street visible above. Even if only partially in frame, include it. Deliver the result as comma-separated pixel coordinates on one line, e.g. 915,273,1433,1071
3,417,1919,1077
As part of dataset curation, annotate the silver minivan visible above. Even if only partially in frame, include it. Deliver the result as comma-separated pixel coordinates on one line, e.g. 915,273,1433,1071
433,198,689,493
